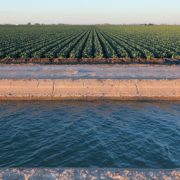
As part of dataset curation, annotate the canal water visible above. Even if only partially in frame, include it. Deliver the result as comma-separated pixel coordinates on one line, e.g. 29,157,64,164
0,101,179,168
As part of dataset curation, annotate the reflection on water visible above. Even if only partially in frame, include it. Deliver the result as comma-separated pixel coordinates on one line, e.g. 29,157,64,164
0,101,180,168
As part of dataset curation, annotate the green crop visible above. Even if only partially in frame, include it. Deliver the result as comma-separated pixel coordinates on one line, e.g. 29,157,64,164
0,25,179,59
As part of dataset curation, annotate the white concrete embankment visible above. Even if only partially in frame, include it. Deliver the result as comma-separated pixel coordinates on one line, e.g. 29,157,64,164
0,79,180,100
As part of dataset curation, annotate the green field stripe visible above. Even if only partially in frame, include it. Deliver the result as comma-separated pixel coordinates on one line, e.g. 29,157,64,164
82,29,94,58
1,31,77,58
67,31,90,58
118,33,179,58
92,29,95,58
44,31,85,58
57,31,87,58
108,33,147,58
113,32,171,58
101,31,129,58
93,29,104,58
0,31,67,52
101,31,136,58
4,34,75,58
69,30,91,59
99,30,125,58
0,25,180,59
105,29,179,58
31,33,79,58
113,32,166,55
94,29,108,58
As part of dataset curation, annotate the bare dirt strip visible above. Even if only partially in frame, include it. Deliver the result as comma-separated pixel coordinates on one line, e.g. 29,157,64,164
0,58,179,64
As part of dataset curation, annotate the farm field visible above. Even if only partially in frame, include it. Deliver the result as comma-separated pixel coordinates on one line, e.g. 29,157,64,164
0,25,180,64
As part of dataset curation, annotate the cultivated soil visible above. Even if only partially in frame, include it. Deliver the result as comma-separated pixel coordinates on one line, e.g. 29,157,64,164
0,58,179,65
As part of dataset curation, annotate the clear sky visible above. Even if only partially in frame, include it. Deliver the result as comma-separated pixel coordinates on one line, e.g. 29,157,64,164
0,0,180,24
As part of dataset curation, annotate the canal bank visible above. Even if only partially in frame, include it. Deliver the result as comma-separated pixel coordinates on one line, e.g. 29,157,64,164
0,168,180,179
0,64,179,100
0,79,180,100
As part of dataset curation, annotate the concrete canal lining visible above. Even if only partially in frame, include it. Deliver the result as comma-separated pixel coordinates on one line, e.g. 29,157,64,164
0,64,179,79
0,79,180,100
0,168,180,179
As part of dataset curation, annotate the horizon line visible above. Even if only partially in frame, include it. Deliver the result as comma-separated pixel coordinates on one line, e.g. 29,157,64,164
0,23,180,26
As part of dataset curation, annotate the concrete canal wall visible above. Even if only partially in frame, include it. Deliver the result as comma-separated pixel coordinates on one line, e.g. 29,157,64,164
0,168,180,180
0,79,180,100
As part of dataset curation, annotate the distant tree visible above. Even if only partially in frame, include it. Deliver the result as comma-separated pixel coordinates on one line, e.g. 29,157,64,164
34,23,41,26
144,23,154,26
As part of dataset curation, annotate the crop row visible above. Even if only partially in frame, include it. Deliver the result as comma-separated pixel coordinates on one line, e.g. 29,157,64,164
0,25,179,59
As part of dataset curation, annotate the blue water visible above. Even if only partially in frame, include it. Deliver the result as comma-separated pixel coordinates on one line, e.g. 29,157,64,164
0,101,180,168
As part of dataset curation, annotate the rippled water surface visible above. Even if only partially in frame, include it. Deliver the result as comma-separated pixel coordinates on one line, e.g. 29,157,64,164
0,101,180,168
